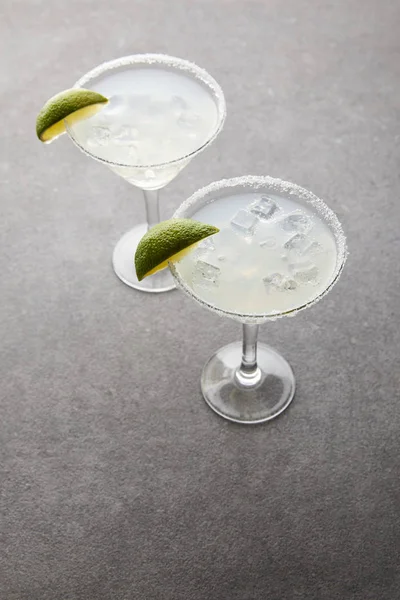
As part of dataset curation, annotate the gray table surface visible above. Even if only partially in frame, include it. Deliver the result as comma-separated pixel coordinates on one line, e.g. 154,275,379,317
1,0,400,598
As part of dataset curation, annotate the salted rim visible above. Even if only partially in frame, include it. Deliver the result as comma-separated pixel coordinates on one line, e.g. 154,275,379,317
169,175,348,323
64,53,226,169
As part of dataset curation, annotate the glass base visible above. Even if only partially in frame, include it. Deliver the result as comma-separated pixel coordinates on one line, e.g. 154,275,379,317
112,224,176,293
201,342,295,424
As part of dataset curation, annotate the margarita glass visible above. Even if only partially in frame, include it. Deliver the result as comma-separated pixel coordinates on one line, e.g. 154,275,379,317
66,54,226,292
170,176,347,424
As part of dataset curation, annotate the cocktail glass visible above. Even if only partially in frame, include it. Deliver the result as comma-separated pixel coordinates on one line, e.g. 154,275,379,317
65,54,226,293
170,176,347,424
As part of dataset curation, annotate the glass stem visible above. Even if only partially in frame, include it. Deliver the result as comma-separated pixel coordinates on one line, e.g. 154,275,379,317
143,189,161,231
236,323,262,387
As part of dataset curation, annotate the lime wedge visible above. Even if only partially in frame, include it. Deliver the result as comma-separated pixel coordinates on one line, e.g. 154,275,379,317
36,88,108,143
135,218,220,281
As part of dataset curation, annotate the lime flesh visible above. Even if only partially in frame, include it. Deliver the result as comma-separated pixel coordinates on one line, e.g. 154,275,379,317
135,218,220,281
36,88,108,142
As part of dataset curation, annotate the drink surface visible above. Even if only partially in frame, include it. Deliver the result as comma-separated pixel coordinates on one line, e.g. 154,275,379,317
69,67,219,168
173,192,339,317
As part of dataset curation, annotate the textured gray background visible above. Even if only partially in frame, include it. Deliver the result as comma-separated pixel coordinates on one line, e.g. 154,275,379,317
1,0,400,598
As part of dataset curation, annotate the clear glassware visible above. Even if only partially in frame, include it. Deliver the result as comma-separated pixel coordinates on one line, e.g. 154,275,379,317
65,54,226,293
170,176,348,424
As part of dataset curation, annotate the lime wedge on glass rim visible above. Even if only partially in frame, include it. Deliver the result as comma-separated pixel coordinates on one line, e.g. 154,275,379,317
36,88,108,143
135,218,220,281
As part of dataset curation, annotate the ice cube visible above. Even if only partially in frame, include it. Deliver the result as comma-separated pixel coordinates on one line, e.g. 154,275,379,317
177,112,202,130
284,279,298,291
194,237,216,258
114,125,139,145
260,236,277,248
249,196,279,221
284,233,309,254
289,261,319,284
197,237,216,252
193,260,220,287
303,241,323,256
171,95,188,117
284,234,323,258
88,126,111,147
263,273,284,293
280,212,313,234
230,209,258,237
